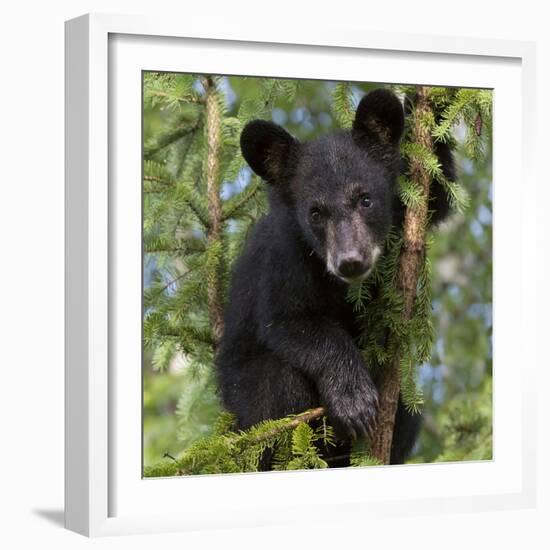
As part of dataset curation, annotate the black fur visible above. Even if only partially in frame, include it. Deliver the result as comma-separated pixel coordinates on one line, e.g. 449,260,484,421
216,89,454,467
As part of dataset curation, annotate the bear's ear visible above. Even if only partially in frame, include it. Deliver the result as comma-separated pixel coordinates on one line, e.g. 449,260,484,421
240,120,299,183
352,88,405,151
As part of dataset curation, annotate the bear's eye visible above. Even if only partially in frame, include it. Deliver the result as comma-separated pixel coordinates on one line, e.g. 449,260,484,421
310,208,322,224
360,194,373,208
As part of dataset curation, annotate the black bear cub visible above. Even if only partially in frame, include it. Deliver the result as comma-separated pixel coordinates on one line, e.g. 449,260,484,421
216,88,453,466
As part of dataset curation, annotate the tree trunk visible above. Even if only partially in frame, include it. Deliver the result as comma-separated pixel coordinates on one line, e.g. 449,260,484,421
203,76,225,344
371,86,434,464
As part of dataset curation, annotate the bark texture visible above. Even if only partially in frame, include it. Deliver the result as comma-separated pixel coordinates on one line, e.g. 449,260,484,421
203,76,225,344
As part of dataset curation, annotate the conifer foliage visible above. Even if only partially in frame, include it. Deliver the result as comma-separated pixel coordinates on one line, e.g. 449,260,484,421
143,73,492,475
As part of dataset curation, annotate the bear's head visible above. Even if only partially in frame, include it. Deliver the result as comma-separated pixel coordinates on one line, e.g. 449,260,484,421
240,88,405,284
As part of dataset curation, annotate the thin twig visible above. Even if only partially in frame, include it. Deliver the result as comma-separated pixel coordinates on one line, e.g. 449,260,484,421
154,271,191,297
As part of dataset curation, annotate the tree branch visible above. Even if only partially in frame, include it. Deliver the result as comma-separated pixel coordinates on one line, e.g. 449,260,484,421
249,407,326,445
144,120,200,159
221,180,262,221
148,90,204,104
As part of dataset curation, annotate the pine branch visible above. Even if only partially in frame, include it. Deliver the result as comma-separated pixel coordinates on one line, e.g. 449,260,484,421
173,183,211,230
158,327,216,348
370,86,434,464
144,119,200,159
168,406,328,476
249,407,326,445
221,179,262,221
143,175,172,185
147,90,204,105
331,82,355,128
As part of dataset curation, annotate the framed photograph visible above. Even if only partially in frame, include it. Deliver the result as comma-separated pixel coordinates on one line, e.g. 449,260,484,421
65,13,536,537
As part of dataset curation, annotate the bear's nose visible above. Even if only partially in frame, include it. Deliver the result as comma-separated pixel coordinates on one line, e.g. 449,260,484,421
336,254,368,279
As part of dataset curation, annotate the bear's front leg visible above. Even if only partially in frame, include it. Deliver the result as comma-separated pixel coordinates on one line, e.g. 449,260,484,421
260,317,378,440
320,362,379,441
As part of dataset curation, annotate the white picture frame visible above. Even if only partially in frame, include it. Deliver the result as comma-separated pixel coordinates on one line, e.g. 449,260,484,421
65,13,537,537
